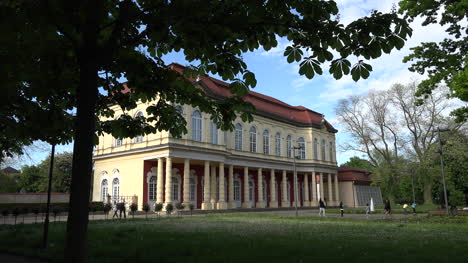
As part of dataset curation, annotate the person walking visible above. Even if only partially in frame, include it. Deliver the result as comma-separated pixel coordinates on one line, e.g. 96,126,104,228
365,203,370,218
384,200,392,217
319,199,326,217
112,201,118,219
403,203,409,215
339,201,344,217
119,199,127,219
411,203,417,215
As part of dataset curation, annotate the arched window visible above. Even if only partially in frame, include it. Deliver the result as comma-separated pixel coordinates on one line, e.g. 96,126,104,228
235,123,243,151
210,120,218,144
249,126,257,153
297,137,305,159
148,176,156,201
313,138,318,160
112,178,120,202
191,110,202,142
286,135,292,158
115,137,123,147
101,179,108,202
189,177,196,201
134,111,144,143
321,139,326,161
172,177,180,201
329,142,334,162
263,129,270,155
275,133,281,156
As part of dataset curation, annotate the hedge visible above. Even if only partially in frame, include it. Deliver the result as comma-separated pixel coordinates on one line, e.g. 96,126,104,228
0,202,105,214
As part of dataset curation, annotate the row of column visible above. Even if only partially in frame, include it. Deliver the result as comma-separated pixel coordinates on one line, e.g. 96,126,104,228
156,157,340,209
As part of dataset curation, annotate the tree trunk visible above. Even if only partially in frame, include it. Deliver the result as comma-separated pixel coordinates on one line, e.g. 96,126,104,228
423,182,433,205
64,1,100,262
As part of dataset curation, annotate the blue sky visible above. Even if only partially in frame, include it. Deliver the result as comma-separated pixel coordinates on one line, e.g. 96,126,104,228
19,0,452,168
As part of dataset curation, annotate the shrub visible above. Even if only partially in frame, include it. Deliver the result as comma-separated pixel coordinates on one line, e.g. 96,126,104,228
130,203,138,219
52,207,61,222
154,203,163,212
32,208,40,224
165,203,173,215
188,204,194,216
143,204,150,219
175,203,185,210
12,207,20,225
1,209,9,224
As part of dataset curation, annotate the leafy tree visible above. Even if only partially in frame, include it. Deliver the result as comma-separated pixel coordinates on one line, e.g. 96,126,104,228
340,156,373,170
399,0,467,123
0,173,19,192
2,1,412,262
17,165,42,193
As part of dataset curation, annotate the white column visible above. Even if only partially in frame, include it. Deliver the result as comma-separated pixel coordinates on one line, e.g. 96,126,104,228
210,165,217,209
156,158,164,204
242,167,250,208
270,169,278,208
182,159,190,207
327,173,333,206
311,172,318,206
281,170,290,207
217,163,227,209
256,168,265,208
201,161,211,210
319,173,324,202
304,174,310,206
334,173,340,203
164,157,172,207
228,165,234,208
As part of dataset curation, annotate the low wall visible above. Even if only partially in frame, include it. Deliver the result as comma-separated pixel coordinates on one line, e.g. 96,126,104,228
0,193,69,204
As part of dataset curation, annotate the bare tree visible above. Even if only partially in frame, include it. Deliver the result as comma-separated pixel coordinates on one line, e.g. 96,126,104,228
336,81,454,203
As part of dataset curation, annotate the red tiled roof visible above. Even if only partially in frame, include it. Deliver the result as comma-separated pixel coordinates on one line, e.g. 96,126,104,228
169,63,337,132
338,166,372,183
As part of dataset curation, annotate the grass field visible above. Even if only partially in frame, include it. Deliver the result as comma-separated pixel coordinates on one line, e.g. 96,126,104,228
1,214,467,263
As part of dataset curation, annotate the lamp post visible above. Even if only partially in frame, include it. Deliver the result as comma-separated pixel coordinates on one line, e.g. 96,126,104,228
292,145,302,217
437,127,450,215
42,144,55,249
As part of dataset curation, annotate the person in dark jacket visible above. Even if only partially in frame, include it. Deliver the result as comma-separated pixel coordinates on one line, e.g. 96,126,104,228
384,200,391,217
339,201,344,217
319,199,326,217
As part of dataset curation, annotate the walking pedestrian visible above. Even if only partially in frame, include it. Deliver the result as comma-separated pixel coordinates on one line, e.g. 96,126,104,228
339,201,344,217
319,199,326,217
119,199,127,219
384,200,391,217
403,203,409,215
112,201,118,219
365,203,370,218
411,203,417,215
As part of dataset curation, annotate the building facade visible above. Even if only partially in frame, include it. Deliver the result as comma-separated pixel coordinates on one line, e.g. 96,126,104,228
92,64,340,210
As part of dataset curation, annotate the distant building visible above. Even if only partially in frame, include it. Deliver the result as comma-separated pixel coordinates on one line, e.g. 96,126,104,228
0,166,20,175
338,166,383,208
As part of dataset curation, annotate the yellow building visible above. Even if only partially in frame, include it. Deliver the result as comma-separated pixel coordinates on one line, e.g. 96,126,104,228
92,63,340,210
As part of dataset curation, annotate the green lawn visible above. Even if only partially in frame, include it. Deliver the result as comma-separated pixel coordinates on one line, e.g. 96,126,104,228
1,214,468,263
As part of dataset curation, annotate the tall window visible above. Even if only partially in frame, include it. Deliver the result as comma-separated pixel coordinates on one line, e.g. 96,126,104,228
321,139,326,161
112,178,120,201
101,179,108,202
262,180,267,201
234,180,241,201
275,133,281,156
263,129,270,155
313,138,318,160
286,135,292,158
189,178,196,201
172,177,180,201
249,126,257,153
329,142,334,162
235,123,243,151
134,111,144,143
191,110,202,142
297,137,305,159
210,120,218,144
148,176,156,201
175,105,184,115
115,138,122,147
